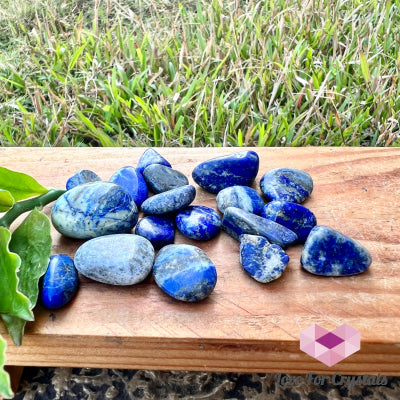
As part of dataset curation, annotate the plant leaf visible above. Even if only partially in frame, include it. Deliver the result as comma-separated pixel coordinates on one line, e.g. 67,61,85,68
359,51,371,83
0,335,13,399
0,167,49,202
0,190,14,213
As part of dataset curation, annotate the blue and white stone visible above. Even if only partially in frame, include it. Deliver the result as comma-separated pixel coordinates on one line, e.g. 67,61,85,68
239,234,289,283
216,185,264,215
135,216,175,250
41,254,79,309
51,181,138,239
141,185,196,215
66,169,101,190
192,151,259,194
260,168,313,203
301,226,372,276
153,244,217,302
109,166,148,207
222,207,297,248
176,206,221,241
136,148,171,174
74,234,155,285
143,164,189,194
262,201,317,243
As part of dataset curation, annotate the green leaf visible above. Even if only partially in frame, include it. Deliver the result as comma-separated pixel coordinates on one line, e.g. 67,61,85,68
0,167,49,202
2,210,52,345
360,51,371,83
0,335,13,398
0,190,14,213
0,227,33,321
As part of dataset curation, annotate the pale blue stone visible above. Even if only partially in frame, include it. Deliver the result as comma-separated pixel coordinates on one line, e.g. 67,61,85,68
51,182,138,239
239,234,289,283
143,164,188,194
153,244,217,302
301,226,372,276
66,169,101,190
135,216,175,250
216,185,264,215
136,148,171,174
74,234,154,285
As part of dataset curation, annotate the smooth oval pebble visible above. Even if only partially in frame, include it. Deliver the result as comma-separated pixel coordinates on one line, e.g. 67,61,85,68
216,185,264,215
135,216,175,250
153,244,217,302
192,150,259,194
74,234,155,285
301,225,372,276
66,169,101,190
143,164,188,194
51,181,138,239
41,254,79,309
109,166,148,207
262,200,317,243
176,205,221,241
260,168,313,203
136,148,171,174
141,185,196,215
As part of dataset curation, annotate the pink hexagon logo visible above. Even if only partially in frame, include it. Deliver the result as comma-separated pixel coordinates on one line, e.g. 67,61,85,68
300,324,360,367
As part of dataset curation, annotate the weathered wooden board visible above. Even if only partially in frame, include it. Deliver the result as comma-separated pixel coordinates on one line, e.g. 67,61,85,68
1,147,400,375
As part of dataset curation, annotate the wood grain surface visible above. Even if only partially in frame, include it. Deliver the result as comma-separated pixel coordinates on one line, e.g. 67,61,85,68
1,147,399,375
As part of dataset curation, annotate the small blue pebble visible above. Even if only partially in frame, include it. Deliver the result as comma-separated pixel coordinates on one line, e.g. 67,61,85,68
66,169,101,190
216,185,264,215
137,148,171,174
143,164,189,194
135,216,175,250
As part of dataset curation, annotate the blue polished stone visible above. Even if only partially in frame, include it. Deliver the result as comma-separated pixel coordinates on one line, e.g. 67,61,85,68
143,164,189,194
239,234,289,283
176,206,221,241
260,168,313,203
136,148,171,174
109,166,148,207
221,207,297,248
301,226,372,276
66,169,101,190
135,216,175,249
261,201,317,243
141,185,196,215
51,181,138,239
153,244,217,302
192,151,259,194
216,185,264,215
41,254,79,309
74,234,154,285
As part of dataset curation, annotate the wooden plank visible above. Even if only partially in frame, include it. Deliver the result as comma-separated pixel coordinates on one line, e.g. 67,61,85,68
1,147,400,374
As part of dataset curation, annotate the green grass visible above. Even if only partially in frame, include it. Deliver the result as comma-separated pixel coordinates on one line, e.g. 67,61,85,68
0,0,399,146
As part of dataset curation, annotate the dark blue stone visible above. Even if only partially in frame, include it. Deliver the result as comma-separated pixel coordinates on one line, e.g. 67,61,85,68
261,201,317,243
260,168,313,203
135,216,175,250
192,151,259,194
216,185,264,215
136,148,171,174
176,206,221,241
109,166,148,207
153,244,217,302
41,254,79,309
301,226,372,276
239,234,289,283
221,207,297,248
143,164,188,194
66,169,101,190
141,185,196,215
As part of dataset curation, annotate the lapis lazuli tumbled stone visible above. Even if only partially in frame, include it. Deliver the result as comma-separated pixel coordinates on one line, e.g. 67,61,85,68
74,234,155,285
143,164,189,194
239,234,289,283
109,166,148,207
136,148,171,174
51,181,138,239
66,169,101,190
153,244,217,302
301,226,372,276
260,168,313,203
176,205,221,241
135,216,175,249
192,151,259,194
261,201,317,243
141,185,196,215
41,254,79,309
216,185,264,215
221,207,297,248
